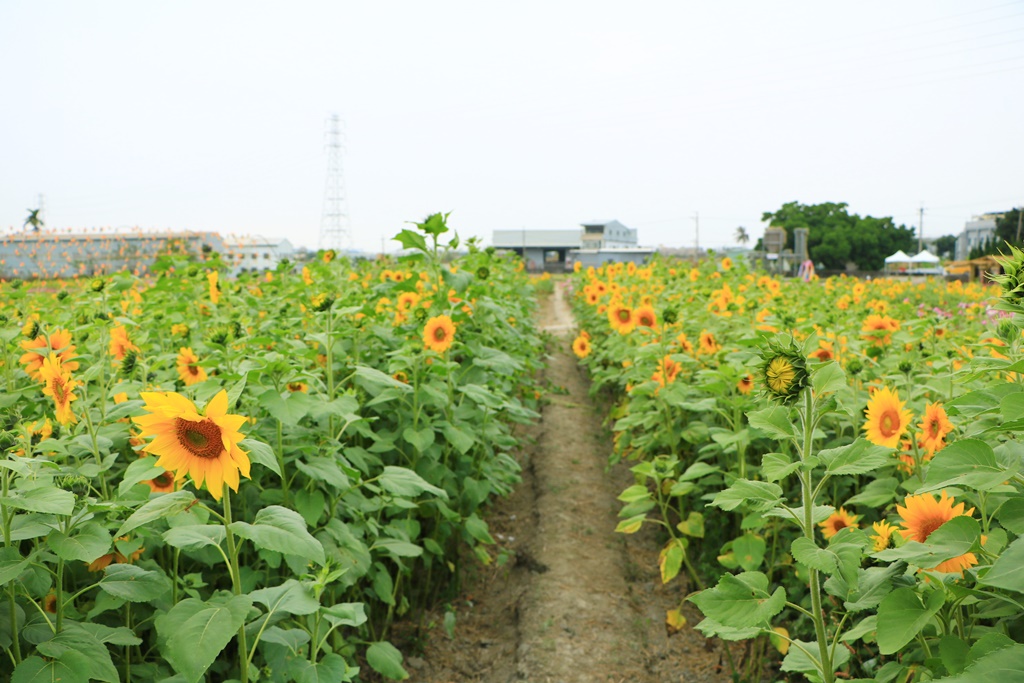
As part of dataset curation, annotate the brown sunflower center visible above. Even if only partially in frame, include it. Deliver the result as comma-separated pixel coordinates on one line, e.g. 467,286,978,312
927,418,940,438
617,309,630,323
174,418,223,459
915,516,948,541
187,364,200,376
640,314,654,326
51,378,66,403
879,409,900,438
434,326,448,342
152,471,174,488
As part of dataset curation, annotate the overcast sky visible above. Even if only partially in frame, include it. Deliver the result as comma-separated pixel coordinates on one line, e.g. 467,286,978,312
2,2,1022,253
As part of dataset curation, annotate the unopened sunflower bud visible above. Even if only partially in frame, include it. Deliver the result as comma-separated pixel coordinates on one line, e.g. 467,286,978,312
120,350,138,378
992,244,1024,300
865,346,883,360
847,358,863,375
998,320,1017,345
22,320,39,338
476,266,490,280
90,278,107,292
59,475,90,496
759,338,809,404
898,360,913,374
311,292,335,312
662,308,679,324
56,291,69,301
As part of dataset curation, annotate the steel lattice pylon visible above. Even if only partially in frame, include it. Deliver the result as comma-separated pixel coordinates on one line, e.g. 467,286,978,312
318,114,351,253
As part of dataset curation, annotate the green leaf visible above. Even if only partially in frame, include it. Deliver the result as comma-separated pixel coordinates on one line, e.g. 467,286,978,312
676,511,705,538
12,656,88,683
710,479,783,512
258,389,318,426
242,438,281,476
844,564,902,612
36,623,119,682
392,228,428,253
2,486,75,515
261,626,311,653
366,641,409,680
98,564,168,602
615,514,646,534
819,439,892,476
919,439,1016,493
679,462,720,481
747,406,796,441
47,522,111,563
732,535,766,572
292,653,356,683
163,525,226,552
998,497,1024,535
939,635,971,676
402,426,435,453
876,587,945,655
441,423,475,455
295,489,326,527
0,547,30,587
846,477,899,507
979,535,1024,592
689,571,786,629
791,537,839,574
116,490,196,537
250,579,321,616
812,361,846,395
322,602,368,628
354,366,413,395
296,457,349,488
464,514,495,544
157,595,253,683
761,452,799,482
781,639,851,674
230,505,326,565
373,538,424,558
119,457,167,495
934,644,1024,683
660,539,686,583
874,516,981,569
379,465,448,500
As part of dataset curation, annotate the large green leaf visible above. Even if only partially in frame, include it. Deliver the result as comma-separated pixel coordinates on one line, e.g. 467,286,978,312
118,457,167,495
366,641,409,680
230,505,326,565
761,452,800,483
689,571,786,629
811,361,846,395
919,439,1015,493
710,479,783,512
791,537,838,574
979,535,1024,592
0,547,31,587
2,486,75,515
116,490,196,537
242,438,281,476
47,522,111,563
156,595,252,683
876,587,945,655
746,406,796,441
321,602,368,628
819,439,891,476
296,457,349,488
258,388,318,426
250,579,321,616
932,643,1024,681
780,639,850,675
874,516,981,569
11,656,87,683
846,477,899,507
35,623,119,682
378,466,448,500
163,525,227,552
99,564,169,602
291,653,356,683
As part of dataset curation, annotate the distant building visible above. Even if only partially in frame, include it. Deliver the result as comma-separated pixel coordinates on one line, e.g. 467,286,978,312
223,235,295,276
580,220,638,249
0,229,226,280
956,213,1003,261
492,219,641,271
568,246,656,270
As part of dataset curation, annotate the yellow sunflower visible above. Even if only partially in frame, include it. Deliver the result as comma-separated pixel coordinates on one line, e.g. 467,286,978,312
423,315,456,353
572,335,592,359
896,491,978,574
862,386,913,449
737,374,754,395
176,347,208,386
20,328,78,381
607,302,636,334
918,402,954,455
699,329,720,355
819,507,860,539
632,304,657,329
132,390,250,501
871,520,896,551
207,271,220,304
39,353,78,426
109,325,139,361
286,381,309,393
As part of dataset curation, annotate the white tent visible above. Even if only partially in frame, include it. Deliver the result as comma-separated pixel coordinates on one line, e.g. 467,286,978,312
909,249,940,263
884,250,912,264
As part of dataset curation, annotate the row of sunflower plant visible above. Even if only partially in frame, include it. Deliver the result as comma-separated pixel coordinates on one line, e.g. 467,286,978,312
0,213,544,682
570,254,1024,682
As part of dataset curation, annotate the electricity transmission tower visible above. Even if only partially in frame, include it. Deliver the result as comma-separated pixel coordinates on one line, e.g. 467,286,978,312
319,114,351,253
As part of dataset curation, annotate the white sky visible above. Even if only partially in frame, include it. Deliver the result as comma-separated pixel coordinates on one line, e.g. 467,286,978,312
2,1,1022,253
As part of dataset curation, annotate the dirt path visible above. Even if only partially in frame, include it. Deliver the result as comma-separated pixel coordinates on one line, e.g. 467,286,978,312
406,281,733,683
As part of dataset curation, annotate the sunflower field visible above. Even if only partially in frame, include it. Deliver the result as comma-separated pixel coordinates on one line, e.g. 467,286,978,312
571,255,1024,682
0,214,545,682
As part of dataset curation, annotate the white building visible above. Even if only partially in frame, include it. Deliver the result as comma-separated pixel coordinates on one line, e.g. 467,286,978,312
955,213,1003,261
580,219,638,248
492,219,641,271
224,235,295,276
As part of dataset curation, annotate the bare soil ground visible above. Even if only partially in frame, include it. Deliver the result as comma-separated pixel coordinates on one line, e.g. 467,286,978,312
400,281,736,683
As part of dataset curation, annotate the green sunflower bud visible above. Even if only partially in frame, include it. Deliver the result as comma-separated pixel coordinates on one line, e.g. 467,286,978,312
186,265,200,277
56,291,69,301
992,244,1024,300
476,266,490,280
846,358,863,375
9,280,23,290
662,308,679,324
898,360,913,374
865,346,883,360
120,350,138,378
998,320,1017,345
759,337,810,404
90,277,107,292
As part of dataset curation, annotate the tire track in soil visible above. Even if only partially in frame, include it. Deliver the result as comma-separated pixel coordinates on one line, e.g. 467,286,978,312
407,281,734,683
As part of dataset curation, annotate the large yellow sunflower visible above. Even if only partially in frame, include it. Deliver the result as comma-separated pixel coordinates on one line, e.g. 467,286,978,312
39,353,78,426
176,347,208,386
132,390,250,501
860,314,900,347
862,386,913,449
423,315,456,353
632,304,657,329
819,507,860,539
20,328,78,381
607,302,635,334
896,491,978,574
918,402,954,455
572,335,592,359
109,325,139,361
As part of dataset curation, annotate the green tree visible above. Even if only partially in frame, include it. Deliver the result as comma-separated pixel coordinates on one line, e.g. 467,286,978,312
761,201,916,271
933,235,957,259
995,209,1023,249
735,226,750,246
23,208,42,231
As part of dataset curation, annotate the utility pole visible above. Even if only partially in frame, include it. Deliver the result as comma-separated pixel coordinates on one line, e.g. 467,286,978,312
1016,205,1023,244
692,212,700,263
918,204,925,253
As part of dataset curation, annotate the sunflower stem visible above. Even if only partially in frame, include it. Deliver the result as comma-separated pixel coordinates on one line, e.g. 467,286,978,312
325,305,336,439
222,485,249,683
800,388,833,683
